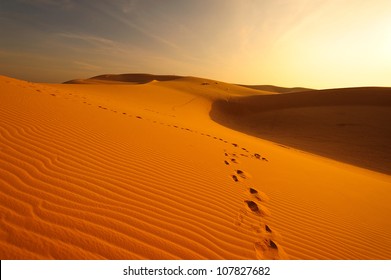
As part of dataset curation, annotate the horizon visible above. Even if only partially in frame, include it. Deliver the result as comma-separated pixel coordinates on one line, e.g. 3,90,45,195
1,0,391,88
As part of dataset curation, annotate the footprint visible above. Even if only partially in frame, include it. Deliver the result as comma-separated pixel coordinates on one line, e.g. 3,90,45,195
136,116,142,119
236,169,250,179
245,200,259,212
224,160,229,165
249,188,258,194
269,240,278,249
232,175,239,182
236,169,246,179
244,200,269,216
251,223,274,235
232,143,238,147
248,188,269,202
253,153,269,162
255,238,288,260
254,239,280,260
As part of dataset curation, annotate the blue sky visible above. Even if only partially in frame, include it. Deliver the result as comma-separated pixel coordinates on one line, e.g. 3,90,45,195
1,0,390,88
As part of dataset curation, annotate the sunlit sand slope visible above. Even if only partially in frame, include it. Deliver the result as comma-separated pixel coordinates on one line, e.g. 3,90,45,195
0,76,281,259
1,75,391,259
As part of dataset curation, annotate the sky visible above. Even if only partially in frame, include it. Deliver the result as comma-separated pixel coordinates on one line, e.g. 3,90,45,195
0,0,390,88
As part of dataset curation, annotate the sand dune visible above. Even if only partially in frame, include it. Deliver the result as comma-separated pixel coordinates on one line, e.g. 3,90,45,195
237,84,314,93
1,75,391,259
64,73,183,84
211,87,391,174
64,73,273,97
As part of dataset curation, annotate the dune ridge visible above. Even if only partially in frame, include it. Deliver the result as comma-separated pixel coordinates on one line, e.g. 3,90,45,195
237,84,314,93
64,73,183,84
1,75,391,259
63,73,275,97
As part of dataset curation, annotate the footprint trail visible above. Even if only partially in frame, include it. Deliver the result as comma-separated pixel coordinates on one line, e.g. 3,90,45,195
222,144,288,259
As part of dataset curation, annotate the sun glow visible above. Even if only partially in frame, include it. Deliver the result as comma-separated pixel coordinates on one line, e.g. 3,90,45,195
0,0,390,88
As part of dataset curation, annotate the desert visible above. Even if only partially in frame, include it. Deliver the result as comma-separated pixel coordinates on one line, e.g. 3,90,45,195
1,73,391,259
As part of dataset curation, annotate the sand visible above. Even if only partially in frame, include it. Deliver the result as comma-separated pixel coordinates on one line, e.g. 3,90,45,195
211,87,391,174
1,74,391,260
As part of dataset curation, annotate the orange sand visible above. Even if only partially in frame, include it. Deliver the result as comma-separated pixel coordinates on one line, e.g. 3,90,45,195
1,74,391,259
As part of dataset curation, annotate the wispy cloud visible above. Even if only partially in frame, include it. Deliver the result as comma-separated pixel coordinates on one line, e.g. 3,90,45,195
72,60,102,71
56,33,117,48
94,2,183,52
52,32,178,72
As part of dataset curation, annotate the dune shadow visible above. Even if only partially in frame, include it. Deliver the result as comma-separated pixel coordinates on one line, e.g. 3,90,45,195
210,87,391,175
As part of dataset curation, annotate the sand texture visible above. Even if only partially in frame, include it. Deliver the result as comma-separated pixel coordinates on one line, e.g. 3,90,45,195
1,74,391,259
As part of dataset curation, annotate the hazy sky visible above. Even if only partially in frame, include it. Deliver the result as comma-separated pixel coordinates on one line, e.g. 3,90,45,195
1,0,390,88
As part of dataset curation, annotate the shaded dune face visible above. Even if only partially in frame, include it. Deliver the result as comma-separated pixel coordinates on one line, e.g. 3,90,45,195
210,87,391,175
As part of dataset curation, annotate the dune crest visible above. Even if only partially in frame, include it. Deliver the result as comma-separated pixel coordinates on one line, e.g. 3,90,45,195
1,74,391,259
237,84,314,93
64,73,182,84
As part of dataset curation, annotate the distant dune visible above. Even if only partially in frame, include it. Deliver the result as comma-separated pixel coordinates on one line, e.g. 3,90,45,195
237,84,314,93
64,73,183,84
66,74,313,94
1,74,391,260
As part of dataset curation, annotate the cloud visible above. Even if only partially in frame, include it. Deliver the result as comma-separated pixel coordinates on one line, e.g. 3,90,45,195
93,1,183,52
72,60,102,71
56,33,117,48
54,32,149,63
